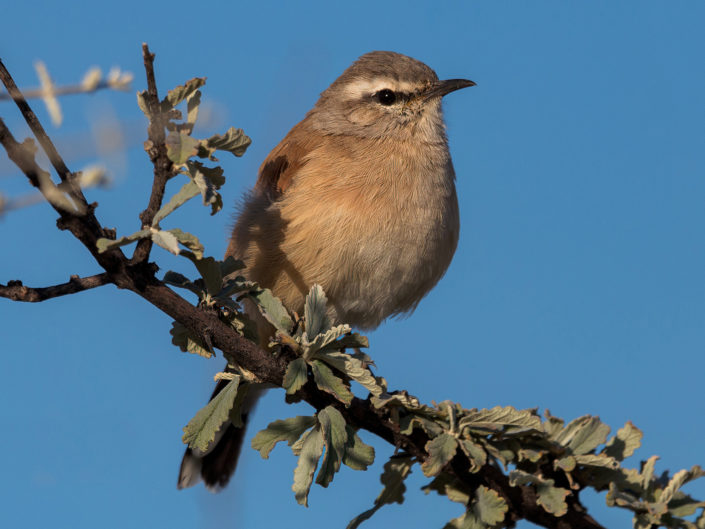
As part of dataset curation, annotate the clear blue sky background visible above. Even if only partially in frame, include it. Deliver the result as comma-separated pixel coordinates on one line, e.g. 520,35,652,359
1,2,703,528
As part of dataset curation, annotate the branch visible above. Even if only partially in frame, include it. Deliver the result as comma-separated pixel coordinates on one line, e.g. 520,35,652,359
0,59,80,194
132,43,174,263
0,273,111,302
0,48,641,529
0,69,132,101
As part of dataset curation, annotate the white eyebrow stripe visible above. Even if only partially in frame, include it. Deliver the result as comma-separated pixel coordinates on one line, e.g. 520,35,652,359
342,79,419,99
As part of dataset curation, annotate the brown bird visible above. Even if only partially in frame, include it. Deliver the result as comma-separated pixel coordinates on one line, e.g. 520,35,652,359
178,50,474,491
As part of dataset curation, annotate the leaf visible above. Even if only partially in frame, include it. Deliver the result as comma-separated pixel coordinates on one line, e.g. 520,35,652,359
283,358,308,395
304,324,352,356
641,455,659,490
292,425,324,506
166,131,199,164
422,473,471,504
346,455,414,529
182,376,241,453
459,406,541,435
399,414,445,437
228,382,249,428
543,409,565,438
201,127,252,158
162,271,204,297
442,511,485,529
668,493,705,517
251,415,317,459
184,161,225,215
660,466,705,505
316,406,348,487
422,433,458,477
342,426,375,471
314,349,385,396
96,229,150,253
248,288,294,334
163,77,206,111
183,255,222,295
305,284,330,338
170,321,213,358
219,256,245,277
311,360,354,405
474,485,508,525
458,438,487,473
150,228,181,254
186,89,201,125
603,421,643,461
554,416,610,455
136,90,151,117
574,454,619,469
152,180,200,226
509,470,569,516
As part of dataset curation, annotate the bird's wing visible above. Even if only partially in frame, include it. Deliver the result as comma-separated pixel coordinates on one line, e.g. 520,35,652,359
255,121,313,198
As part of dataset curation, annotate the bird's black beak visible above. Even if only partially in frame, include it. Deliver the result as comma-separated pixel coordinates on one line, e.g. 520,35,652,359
423,79,476,101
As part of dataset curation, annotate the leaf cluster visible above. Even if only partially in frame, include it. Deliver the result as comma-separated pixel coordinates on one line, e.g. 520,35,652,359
96,77,251,257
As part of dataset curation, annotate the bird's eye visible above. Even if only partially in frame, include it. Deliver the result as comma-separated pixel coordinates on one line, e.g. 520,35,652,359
376,89,397,106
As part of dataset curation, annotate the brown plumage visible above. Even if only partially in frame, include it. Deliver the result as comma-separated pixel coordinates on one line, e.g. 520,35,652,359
178,51,474,491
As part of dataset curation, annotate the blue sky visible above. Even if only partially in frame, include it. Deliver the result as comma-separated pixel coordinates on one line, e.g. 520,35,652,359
1,2,703,528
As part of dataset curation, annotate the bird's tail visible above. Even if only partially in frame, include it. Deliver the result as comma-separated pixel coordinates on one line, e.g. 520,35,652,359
177,409,250,491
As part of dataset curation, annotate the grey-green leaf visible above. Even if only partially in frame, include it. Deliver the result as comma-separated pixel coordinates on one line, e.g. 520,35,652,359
150,228,181,255
422,433,458,477
603,421,643,461
311,360,354,405
316,406,348,487
96,228,150,253
152,181,200,227
182,376,241,453
167,228,204,258
458,438,487,473
283,357,308,395
555,416,611,456
474,485,508,525
170,321,213,358
163,77,206,111
292,425,324,506
314,350,385,397
248,287,294,334
509,470,569,516
204,127,251,157
166,131,200,164
251,415,317,459
342,426,375,471
459,406,541,435
185,161,225,215
305,284,330,338
162,271,204,297
181,255,222,295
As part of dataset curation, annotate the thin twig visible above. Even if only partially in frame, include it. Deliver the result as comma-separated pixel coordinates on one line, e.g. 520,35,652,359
132,43,174,263
0,59,78,190
0,80,131,102
0,117,44,188
0,273,112,302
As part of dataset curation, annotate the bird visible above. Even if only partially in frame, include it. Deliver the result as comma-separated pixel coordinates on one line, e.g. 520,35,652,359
177,50,475,491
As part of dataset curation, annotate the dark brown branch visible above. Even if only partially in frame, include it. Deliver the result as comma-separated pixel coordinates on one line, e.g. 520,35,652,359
0,273,111,302
132,43,174,263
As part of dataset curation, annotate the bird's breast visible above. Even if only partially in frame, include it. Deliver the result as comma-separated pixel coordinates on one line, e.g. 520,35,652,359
268,138,460,329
